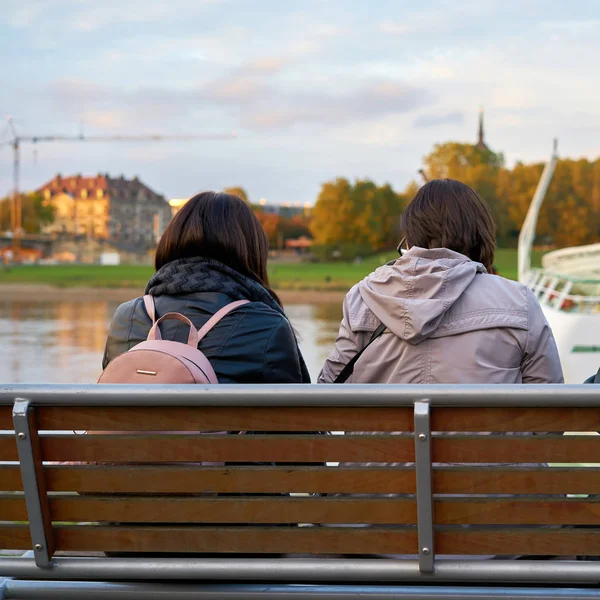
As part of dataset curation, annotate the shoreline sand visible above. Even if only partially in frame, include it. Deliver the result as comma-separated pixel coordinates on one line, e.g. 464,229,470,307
0,284,346,305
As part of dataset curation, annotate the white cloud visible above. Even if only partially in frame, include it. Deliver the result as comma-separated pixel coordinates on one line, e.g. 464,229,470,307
237,57,288,76
5,0,225,31
413,111,465,128
6,4,47,28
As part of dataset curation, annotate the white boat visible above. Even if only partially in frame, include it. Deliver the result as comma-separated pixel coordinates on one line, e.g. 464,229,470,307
518,141,600,383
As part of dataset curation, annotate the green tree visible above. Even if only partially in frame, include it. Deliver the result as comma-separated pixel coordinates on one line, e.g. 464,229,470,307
0,192,55,234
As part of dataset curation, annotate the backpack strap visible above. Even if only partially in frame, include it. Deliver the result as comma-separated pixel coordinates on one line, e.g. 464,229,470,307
334,322,387,384
148,312,199,346
584,367,600,384
143,295,156,323
197,300,250,343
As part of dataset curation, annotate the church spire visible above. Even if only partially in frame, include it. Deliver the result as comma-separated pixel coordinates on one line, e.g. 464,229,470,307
476,108,488,150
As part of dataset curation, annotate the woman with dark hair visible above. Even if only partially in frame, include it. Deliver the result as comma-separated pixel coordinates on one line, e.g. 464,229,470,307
103,191,310,383
319,179,563,384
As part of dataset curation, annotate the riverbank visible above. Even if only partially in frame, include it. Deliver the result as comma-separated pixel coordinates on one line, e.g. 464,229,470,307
0,249,540,301
0,284,346,305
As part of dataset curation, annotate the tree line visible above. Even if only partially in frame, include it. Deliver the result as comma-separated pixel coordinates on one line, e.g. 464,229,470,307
3,142,599,255
309,141,600,256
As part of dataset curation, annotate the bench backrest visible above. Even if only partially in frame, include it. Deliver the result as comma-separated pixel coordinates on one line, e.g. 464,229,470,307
1,385,600,570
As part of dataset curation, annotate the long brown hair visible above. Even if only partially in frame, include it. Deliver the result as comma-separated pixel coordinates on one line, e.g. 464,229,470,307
400,179,496,271
155,191,281,304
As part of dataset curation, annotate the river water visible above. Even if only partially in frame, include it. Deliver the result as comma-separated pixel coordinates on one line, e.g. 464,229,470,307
0,299,342,384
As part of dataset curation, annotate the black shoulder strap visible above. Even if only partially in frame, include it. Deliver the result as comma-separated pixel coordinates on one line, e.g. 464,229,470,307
584,367,600,384
334,323,387,384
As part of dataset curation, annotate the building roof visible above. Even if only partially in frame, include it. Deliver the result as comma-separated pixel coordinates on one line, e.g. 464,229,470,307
38,174,108,196
475,109,489,151
285,236,313,248
37,174,166,202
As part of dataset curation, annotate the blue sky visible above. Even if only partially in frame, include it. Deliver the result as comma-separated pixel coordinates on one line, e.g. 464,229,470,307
1,0,599,203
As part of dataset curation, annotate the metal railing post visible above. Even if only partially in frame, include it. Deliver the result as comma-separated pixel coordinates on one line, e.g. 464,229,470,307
414,401,434,573
12,398,54,568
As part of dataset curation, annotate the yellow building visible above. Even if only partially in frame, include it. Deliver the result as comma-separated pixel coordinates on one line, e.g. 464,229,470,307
169,198,189,216
38,174,172,250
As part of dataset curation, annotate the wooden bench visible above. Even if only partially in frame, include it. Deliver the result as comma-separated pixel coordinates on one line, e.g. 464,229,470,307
1,384,600,599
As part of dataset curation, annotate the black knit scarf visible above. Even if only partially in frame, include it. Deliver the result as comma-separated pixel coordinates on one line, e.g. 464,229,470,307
145,257,310,381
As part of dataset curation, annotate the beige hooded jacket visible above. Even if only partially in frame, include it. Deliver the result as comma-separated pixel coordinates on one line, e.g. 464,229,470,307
319,247,563,384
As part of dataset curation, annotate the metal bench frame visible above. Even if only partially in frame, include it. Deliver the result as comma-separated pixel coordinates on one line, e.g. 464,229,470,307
1,383,600,599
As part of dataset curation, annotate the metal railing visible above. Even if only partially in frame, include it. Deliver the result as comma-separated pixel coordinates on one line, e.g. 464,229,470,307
523,269,600,314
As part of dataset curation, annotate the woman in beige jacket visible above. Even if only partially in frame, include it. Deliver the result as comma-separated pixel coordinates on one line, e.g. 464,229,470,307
319,179,563,384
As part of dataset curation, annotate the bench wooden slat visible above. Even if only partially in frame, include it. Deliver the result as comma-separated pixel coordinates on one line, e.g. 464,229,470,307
40,496,600,526
433,435,600,463
0,406,12,430
36,407,414,432
433,467,600,494
47,496,418,524
7,494,600,527
22,406,600,433
42,466,416,494
435,498,600,525
2,523,600,556
39,434,414,463
437,529,600,556
43,465,600,495
50,525,600,555
0,495,27,521
38,433,600,464
0,524,31,549
29,406,600,433
53,525,419,554
6,406,600,433
432,407,600,432
7,465,600,495
0,465,23,491
0,434,17,461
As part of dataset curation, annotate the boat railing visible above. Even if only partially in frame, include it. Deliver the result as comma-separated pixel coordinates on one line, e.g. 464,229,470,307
523,268,600,314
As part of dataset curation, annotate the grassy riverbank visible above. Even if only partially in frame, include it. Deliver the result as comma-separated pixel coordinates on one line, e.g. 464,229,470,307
0,249,542,292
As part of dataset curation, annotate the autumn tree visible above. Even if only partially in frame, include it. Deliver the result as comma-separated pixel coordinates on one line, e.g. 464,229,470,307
310,178,355,246
403,180,420,199
422,142,511,239
254,211,280,247
279,214,311,240
310,178,406,254
223,187,250,204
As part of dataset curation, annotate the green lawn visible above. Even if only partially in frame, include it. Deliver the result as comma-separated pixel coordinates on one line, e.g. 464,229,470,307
0,249,543,291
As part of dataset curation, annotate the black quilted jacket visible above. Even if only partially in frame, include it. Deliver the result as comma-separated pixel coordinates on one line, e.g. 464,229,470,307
102,291,311,384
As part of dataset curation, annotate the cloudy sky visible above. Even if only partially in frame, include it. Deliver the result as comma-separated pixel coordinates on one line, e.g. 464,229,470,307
1,0,599,204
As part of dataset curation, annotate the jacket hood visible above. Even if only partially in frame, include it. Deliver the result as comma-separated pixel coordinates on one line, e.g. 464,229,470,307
358,247,486,344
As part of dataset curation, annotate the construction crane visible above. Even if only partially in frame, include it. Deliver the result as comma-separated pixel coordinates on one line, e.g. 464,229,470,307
0,116,236,254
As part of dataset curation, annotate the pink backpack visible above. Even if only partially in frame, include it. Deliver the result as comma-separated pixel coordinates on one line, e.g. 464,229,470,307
98,295,249,384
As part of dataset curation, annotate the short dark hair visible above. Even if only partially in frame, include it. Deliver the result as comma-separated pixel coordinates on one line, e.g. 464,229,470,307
155,191,280,304
400,178,496,271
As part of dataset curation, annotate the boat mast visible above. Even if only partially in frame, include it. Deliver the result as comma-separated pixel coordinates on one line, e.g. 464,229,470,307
517,139,559,282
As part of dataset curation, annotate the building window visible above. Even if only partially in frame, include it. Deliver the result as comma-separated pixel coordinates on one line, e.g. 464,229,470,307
97,189,104,198
81,189,88,199
43,189,51,200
